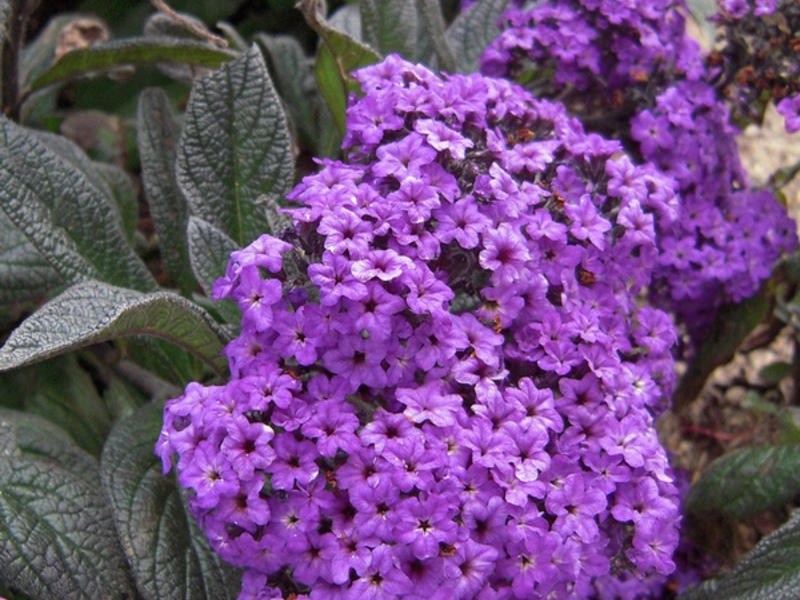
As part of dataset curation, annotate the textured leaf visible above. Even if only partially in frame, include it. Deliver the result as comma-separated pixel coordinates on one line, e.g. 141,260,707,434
0,116,157,292
299,0,381,136
138,88,195,296
95,163,139,244
415,0,456,71
27,37,237,94
177,46,294,247
686,444,800,520
0,280,230,376
674,287,771,411
447,0,509,73
186,216,241,325
257,34,319,148
0,421,134,600
679,509,800,600
360,0,421,58
31,129,137,244
0,408,100,486
101,402,241,600
0,214,62,305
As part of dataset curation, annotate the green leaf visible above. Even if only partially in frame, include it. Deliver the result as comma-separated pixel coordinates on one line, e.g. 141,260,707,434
27,37,237,95
0,116,157,292
30,129,138,244
101,402,241,600
447,0,509,73
680,509,800,600
298,0,381,136
0,280,230,376
256,33,319,149
415,0,456,71
102,376,147,422
9,355,112,456
177,46,294,247
360,0,421,58
758,361,796,385
20,14,90,91
686,444,800,520
0,214,63,305
138,87,195,297
674,287,772,411
143,12,232,85
126,337,206,389
0,407,100,486
186,216,241,325
94,163,139,244
0,420,134,600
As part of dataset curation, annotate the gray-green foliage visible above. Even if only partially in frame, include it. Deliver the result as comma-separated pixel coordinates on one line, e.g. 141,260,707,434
446,0,509,73
686,444,800,520
138,87,195,297
0,5,306,600
0,280,230,376
177,45,294,247
0,116,157,293
186,216,241,325
0,421,134,600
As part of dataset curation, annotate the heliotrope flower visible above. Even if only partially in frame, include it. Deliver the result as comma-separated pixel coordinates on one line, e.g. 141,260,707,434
479,0,797,348
159,55,683,599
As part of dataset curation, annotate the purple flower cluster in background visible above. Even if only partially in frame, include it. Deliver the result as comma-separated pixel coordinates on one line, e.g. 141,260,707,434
158,56,683,599
714,0,800,133
480,0,797,347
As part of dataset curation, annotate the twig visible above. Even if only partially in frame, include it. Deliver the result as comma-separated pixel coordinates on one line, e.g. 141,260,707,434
150,0,228,48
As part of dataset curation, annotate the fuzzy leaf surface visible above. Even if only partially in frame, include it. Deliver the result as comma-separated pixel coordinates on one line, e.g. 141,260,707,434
447,0,509,73
177,46,294,247
360,0,421,59
186,216,241,325
138,87,195,296
0,421,133,600
257,34,319,148
0,408,100,486
0,280,229,375
0,214,62,305
0,116,156,292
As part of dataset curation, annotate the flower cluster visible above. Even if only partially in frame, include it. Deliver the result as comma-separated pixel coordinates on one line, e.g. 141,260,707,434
712,0,800,132
158,56,683,599
480,0,700,117
632,80,796,338
479,0,797,345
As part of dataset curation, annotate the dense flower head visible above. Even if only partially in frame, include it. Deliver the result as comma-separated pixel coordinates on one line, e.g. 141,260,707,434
159,56,683,599
481,0,701,115
479,0,797,345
